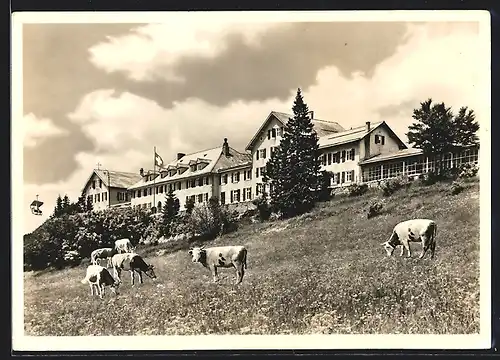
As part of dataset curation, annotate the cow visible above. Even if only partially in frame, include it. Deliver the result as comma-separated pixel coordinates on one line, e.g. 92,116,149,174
80,264,120,299
381,219,437,259
90,247,117,268
111,253,157,286
188,245,248,284
114,238,134,254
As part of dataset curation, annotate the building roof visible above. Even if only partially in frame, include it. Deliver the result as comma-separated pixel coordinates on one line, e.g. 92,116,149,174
128,144,251,189
95,170,142,188
318,121,407,150
245,111,345,151
358,147,424,165
81,169,142,194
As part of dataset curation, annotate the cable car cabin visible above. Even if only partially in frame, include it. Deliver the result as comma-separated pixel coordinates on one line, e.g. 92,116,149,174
30,199,43,216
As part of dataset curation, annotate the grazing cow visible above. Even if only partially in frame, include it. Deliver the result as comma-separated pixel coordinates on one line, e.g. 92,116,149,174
114,238,134,254
90,247,117,268
111,253,157,286
188,245,248,284
381,219,437,259
80,264,120,298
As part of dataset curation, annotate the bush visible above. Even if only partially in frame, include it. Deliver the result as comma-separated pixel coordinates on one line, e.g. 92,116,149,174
186,199,238,241
318,171,334,202
458,163,479,178
367,201,383,219
419,171,440,186
379,176,411,197
252,193,271,221
449,181,465,196
348,184,368,197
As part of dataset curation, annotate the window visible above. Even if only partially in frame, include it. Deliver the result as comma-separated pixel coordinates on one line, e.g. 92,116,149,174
143,189,147,197
197,177,203,187
197,194,203,203
137,190,141,198
221,192,226,205
327,153,332,165
97,193,101,202
204,193,208,202
341,171,345,183
204,177,209,185
246,187,252,201
99,180,102,188
92,180,96,189
161,172,167,178
233,172,240,183
272,128,276,138
256,168,260,178
177,182,181,190
349,148,355,161
117,192,120,201
223,174,228,184
230,189,241,203
320,155,326,166
243,170,252,181
103,192,107,201
157,202,162,211
256,184,262,196
148,188,152,196
267,129,271,139
259,149,266,159
375,134,386,145
256,151,260,160
341,150,346,163
346,170,353,182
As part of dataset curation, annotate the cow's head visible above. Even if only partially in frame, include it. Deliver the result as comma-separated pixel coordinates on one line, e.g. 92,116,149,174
144,264,157,280
381,241,395,257
188,246,206,264
110,280,121,295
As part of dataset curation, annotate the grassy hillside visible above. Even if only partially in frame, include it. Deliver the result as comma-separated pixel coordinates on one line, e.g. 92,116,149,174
24,179,480,335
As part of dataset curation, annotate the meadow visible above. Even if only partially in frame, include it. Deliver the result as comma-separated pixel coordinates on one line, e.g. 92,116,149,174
24,180,480,335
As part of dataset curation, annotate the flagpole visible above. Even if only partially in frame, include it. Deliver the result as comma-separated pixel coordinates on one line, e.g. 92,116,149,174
153,146,156,213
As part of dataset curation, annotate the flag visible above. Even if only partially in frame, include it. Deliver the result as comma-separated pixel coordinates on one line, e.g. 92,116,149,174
155,152,164,168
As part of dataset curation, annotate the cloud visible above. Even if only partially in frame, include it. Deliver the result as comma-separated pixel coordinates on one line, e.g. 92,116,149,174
23,113,68,147
89,22,284,82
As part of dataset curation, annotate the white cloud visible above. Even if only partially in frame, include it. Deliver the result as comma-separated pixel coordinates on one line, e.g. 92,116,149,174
24,113,68,147
23,22,484,234
88,22,287,82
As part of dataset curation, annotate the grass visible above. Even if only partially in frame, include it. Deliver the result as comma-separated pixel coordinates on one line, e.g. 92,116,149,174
24,180,481,336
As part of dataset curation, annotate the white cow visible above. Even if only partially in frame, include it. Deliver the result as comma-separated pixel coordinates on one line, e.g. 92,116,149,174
111,253,157,286
80,264,120,298
381,219,437,259
188,245,248,284
114,238,134,254
90,247,117,268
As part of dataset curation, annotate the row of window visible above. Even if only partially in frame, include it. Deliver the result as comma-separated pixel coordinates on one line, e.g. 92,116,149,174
87,191,129,204
321,148,356,166
91,179,103,189
362,148,479,182
160,162,209,179
267,127,284,140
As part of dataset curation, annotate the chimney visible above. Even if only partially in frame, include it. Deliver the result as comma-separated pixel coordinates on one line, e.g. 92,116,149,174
308,110,314,119
177,152,185,160
222,138,230,156
139,168,144,177
366,121,371,132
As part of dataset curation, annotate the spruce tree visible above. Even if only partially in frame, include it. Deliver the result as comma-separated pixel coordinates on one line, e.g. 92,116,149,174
86,196,93,212
162,189,180,237
54,195,63,217
62,194,70,215
264,88,322,218
77,193,86,213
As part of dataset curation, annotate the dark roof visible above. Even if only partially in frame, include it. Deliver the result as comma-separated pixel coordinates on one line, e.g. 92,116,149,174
212,150,252,172
245,111,345,150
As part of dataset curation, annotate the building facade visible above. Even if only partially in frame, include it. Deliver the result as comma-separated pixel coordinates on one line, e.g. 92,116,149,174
81,110,479,213
81,169,142,211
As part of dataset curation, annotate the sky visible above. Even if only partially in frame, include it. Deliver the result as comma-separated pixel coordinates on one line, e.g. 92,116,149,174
21,17,485,234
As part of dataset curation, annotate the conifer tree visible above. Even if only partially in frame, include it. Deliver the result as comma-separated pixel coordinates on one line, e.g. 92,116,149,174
161,189,180,237
53,195,63,217
264,88,322,218
62,194,70,215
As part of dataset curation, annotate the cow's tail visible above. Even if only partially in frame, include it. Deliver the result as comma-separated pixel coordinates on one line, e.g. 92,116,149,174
433,222,437,242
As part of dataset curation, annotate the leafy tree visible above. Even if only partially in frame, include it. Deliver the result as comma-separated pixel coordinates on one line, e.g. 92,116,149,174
264,88,322,218
85,196,93,212
161,189,180,237
185,197,195,215
407,98,479,176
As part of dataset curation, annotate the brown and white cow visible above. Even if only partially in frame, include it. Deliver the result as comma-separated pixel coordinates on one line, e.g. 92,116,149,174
188,245,248,284
111,253,157,286
381,218,437,259
90,247,117,268
80,264,120,298
114,238,134,254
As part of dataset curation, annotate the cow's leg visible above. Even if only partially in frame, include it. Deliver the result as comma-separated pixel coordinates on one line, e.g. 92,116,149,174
419,236,429,259
130,270,135,286
138,271,143,284
235,263,244,285
430,241,436,259
399,245,405,257
101,283,106,297
402,239,411,258
89,284,93,296
212,266,218,283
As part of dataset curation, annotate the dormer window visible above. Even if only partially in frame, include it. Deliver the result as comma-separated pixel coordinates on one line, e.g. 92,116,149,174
375,134,385,145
